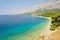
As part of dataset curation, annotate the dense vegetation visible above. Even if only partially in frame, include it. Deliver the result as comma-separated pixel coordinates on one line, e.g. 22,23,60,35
34,9,60,31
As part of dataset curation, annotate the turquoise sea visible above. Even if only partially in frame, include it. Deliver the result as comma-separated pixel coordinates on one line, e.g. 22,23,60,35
0,15,51,40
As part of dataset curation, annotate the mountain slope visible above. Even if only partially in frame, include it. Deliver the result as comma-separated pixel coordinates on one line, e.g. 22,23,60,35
37,0,60,10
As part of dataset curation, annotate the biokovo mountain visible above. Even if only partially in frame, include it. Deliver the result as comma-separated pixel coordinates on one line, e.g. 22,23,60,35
19,0,60,16
37,0,60,10
33,0,60,15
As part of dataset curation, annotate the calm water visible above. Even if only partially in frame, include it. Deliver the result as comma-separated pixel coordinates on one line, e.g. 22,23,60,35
0,15,50,40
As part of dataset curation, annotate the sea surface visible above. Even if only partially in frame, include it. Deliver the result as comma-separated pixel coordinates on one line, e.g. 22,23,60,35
0,15,51,40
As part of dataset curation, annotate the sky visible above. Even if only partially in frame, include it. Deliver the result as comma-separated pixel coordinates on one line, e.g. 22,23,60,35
0,0,52,15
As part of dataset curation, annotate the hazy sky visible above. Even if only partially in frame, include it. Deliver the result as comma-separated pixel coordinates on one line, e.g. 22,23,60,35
0,0,52,15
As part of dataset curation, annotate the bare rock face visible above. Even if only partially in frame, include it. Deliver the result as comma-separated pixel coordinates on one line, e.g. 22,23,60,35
37,0,60,10
49,30,60,40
